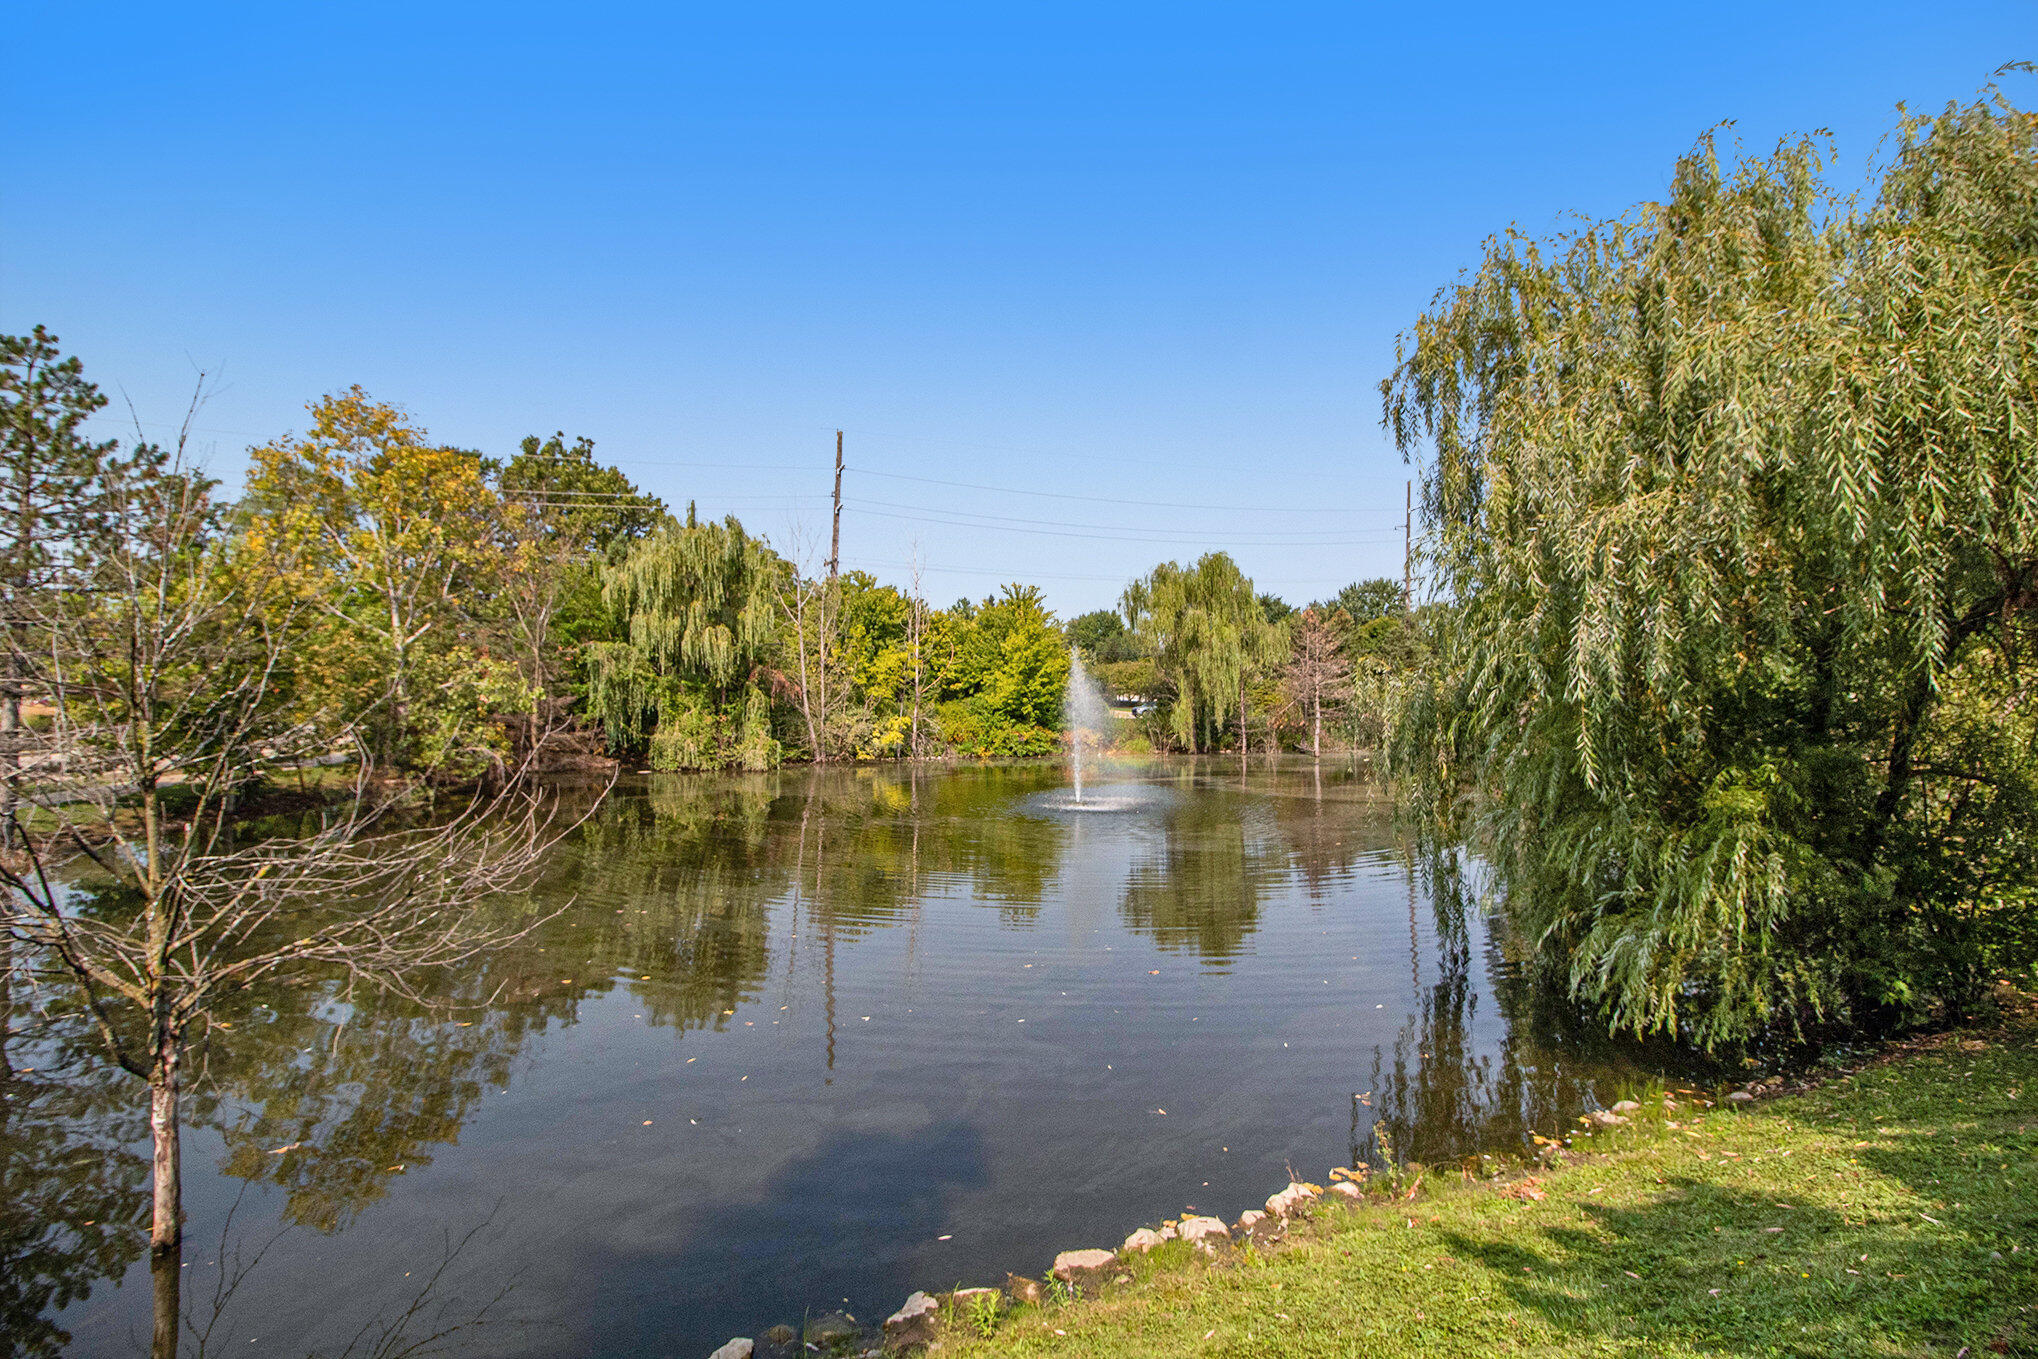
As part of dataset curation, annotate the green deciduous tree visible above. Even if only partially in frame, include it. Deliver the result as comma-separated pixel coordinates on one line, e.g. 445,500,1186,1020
1315,578,1405,627
494,432,666,749
242,389,515,774
1067,608,1139,663
1385,91,2038,1046
928,585,1068,756
583,507,789,771
1124,553,1285,754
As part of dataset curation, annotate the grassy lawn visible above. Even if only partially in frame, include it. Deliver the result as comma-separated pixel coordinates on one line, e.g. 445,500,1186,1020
939,1007,2037,1358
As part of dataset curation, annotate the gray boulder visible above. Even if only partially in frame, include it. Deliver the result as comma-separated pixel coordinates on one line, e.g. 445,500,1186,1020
883,1293,937,1350
1265,1182,1320,1217
1050,1248,1118,1292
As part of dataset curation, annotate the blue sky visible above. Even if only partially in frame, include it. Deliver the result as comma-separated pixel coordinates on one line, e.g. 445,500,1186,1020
5,3,2028,614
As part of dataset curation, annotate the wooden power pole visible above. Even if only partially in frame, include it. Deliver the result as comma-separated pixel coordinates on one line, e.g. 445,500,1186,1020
828,430,843,582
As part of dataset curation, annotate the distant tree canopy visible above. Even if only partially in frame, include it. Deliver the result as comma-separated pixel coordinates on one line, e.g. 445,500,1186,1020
929,583,1068,755
1068,608,1140,663
1386,91,2038,1046
501,432,666,558
1124,553,1287,753
1316,578,1404,626
583,507,790,771
4,341,1436,784
242,388,513,771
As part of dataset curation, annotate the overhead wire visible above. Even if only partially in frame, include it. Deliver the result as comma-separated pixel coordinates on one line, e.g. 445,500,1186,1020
846,503,1397,547
846,465,1390,514
846,496,1397,541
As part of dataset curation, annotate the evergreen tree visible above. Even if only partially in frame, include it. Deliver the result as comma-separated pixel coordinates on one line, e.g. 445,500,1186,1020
0,328,119,841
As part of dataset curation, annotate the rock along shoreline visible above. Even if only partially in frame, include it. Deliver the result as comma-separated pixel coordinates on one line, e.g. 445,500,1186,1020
695,1076,1791,1359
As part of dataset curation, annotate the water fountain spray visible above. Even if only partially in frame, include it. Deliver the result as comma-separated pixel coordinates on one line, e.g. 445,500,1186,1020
1064,646,1112,804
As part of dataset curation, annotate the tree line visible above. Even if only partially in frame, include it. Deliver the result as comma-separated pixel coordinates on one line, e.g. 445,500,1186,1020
1,350,1425,783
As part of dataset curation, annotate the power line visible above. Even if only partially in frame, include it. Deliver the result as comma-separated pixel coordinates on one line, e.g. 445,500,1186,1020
847,466,1393,514
843,424,1332,478
845,503,1399,547
848,496,1401,541
845,555,1367,591
841,557,1140,584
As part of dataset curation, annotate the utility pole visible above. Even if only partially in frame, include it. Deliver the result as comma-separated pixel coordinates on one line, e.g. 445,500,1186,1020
828,430,843,583
1403,478,1412,609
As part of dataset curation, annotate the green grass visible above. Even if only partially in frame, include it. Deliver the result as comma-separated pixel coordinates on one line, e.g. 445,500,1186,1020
943,1010,2038,1358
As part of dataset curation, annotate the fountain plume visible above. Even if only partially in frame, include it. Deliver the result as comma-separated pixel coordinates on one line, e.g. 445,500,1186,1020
1064,646,1113,803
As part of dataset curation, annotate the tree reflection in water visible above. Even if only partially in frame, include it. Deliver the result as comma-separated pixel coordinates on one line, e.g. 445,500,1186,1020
6,760,1701,1356
1,1030,150,1358
1357,852,1715,1170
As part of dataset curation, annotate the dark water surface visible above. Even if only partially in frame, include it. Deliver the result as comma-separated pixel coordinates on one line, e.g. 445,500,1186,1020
15,759,1687,1358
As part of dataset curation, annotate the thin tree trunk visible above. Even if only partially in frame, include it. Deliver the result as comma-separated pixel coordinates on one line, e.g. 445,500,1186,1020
0,935,13,1081
815,588,830,763
1238,677,1248,774
791,588,820,760
909,603,922,761
148,1023,182,1359
1312,690,1322,762
0,652,18,852
1865,598,2000,865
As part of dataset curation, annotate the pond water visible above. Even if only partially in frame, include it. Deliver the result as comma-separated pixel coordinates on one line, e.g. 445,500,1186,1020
14,758,1691,1358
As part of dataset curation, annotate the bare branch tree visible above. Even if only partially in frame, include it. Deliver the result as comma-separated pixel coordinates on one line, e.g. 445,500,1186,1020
0,400,593,1359
774,521,828,761
1281,607,1353,762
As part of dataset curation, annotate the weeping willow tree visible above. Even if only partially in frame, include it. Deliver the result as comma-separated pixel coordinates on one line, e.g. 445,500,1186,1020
1385,90,2038,1047
1124,552,1286,753
582,507,790,770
